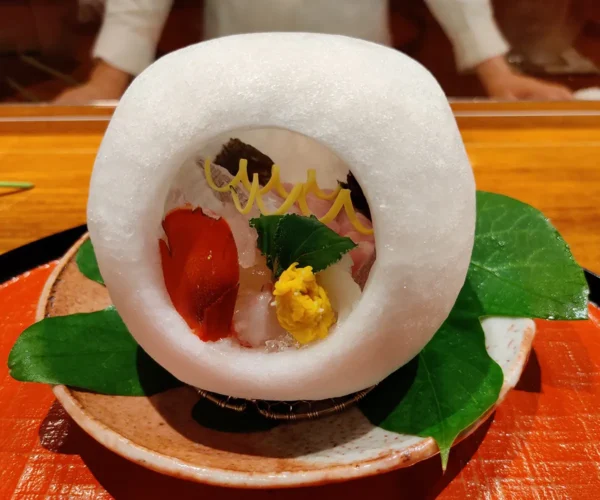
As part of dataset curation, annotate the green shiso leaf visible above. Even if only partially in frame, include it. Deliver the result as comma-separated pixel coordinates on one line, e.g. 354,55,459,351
8,307,182,396
360,191,588,468
249,215,280,271
76,238,104,285
359,283,502,469
250,214,357,278
467,191,588,320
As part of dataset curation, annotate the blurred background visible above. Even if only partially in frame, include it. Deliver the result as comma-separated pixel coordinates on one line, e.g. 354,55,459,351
0,0,599,103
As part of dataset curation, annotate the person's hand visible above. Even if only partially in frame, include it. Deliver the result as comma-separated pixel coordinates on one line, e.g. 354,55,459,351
476,56,573,101
53,61,131,104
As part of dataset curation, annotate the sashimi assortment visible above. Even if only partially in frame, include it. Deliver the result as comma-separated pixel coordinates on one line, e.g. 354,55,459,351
6,33,589,474
159,153,372,350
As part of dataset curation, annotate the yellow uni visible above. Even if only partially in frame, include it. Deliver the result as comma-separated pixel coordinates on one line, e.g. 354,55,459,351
272,263,336,344
203,159,374,235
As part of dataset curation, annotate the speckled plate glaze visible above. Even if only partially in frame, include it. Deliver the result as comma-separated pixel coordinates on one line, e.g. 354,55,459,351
39,235,535,488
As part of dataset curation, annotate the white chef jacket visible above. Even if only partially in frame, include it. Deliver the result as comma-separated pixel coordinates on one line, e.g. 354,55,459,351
92,0,509,77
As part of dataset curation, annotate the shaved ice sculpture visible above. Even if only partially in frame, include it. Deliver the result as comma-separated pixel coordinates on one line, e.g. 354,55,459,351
87,33,475,401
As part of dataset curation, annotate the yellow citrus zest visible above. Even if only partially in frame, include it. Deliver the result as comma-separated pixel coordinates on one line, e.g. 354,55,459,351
272,263,336,344
204,159,374,235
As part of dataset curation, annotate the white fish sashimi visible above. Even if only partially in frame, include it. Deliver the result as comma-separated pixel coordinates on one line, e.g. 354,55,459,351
318,255,362,324
233,256,287,348
219,203,259,269
234,290,284,348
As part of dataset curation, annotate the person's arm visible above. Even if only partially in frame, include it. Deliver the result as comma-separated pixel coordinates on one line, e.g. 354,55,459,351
92,0,173,77
424,0,508,72
54,0,173,104
424,0,572,100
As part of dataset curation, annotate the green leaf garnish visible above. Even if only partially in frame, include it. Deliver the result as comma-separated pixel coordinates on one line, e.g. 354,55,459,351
468,191,588,320
360,284,503,469
8,307,182,396
250,214,357,277
249,215,280,271
360,191,588,468
76,238,104,285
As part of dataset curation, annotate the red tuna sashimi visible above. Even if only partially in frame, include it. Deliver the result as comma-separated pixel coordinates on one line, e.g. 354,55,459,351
159,207,239,341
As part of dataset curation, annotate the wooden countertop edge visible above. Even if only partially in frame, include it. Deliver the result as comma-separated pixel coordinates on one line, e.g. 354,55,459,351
0,102,599,134
1,101,599,115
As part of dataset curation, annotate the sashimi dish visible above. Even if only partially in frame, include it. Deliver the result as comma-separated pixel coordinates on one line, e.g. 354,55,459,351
8,34,586,445
161,138,374,352
6,34,588,478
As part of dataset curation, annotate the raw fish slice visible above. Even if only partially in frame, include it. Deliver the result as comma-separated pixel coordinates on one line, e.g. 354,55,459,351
234,290,287,348
343,230,375,280
352,248,376,290
336,209,373,237
196,160,262,268
159,207,239,341
318,255,362,323
335,209,375,280
233,256,288,348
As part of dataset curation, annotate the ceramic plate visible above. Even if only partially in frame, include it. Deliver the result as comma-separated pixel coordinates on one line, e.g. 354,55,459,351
40,235,535,488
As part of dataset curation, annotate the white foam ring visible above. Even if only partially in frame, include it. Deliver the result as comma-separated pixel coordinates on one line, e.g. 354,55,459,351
87,33,475,401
